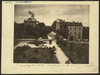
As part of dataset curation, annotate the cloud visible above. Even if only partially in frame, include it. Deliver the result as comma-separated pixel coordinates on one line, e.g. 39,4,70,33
62,5,89,15
14,5,89,27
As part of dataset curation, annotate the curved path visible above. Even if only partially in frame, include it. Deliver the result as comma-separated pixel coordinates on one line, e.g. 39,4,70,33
47,36,71,64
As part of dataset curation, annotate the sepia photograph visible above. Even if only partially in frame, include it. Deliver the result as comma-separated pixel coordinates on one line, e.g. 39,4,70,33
14,4,89,64
2,1,98,74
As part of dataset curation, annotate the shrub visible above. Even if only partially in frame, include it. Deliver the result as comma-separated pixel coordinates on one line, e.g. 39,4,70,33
14,47,25,53
15,45,31,53
69,35,74,41
23,45,31,49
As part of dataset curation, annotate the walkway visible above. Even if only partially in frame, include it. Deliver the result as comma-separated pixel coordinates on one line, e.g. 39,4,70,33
14,41,38,49
52,40,70,64
47,36,71,64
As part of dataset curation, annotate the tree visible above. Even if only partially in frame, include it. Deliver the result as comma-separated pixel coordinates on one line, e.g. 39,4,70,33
14,22,24,39
55,32,60,41
59,27,69,38
37,22,46,27
51,19,69,39
69,35,74,41
83,27,89,39
51,21,56,31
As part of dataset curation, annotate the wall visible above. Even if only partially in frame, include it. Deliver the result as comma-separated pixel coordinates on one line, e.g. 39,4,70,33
68,26,83,40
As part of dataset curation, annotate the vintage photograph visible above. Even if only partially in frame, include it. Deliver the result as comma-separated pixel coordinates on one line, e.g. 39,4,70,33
14,4,89,64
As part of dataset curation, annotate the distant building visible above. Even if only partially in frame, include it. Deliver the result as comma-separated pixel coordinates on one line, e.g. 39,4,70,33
67,21,83,40
55,19,83,40
56,18,60,30
24,17,39,27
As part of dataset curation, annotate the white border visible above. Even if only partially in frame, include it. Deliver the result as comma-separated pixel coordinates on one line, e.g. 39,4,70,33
2,1,99,74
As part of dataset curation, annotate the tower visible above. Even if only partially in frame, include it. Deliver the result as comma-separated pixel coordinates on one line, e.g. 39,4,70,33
56,18,60,30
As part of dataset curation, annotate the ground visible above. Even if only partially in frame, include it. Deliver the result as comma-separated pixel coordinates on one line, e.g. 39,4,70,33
14,46,58,63
58,42,89,64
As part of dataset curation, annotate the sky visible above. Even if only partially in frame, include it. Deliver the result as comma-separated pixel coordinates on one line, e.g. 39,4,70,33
14,4,89,27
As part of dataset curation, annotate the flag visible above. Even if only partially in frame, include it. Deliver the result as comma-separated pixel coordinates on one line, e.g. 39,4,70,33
29,10,32,14
29,10,34,17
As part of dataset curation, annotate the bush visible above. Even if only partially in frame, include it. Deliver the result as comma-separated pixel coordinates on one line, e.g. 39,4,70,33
14,47,25,53
69,35,74,41
28,57,39,63
15,45,31,53
23,45,31,49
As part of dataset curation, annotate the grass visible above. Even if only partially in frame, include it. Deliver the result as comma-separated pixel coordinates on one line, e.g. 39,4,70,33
14,46,58,63
58,42,89,64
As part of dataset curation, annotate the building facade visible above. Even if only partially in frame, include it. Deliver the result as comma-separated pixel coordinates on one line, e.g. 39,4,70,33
24,17,38,27
56,18,60,30
68,25,83,40
23,16,39,34
55,19,83,40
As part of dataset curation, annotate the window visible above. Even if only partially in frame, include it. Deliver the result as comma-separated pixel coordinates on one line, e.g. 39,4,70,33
70,27,71,30
70,32,71,34
75,27,76,30
79,35,80,39
79,32,81,35
79,27,81,30
74,32,76,35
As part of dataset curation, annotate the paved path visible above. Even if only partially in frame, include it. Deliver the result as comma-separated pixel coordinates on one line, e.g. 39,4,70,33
14,41,38,49
52,41,70,64
47,36,71,64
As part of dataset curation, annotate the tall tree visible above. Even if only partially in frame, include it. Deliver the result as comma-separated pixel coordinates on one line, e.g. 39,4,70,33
14,22,24,39
83,27,89,39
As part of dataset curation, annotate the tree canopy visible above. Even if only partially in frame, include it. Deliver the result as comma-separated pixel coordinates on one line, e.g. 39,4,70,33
83,27,89,39
51,19,69,39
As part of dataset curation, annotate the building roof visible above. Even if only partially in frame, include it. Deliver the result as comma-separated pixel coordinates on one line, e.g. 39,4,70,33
26,17,36,21
56,18,60,22
55,19,83,26
65,22,83,26
31,17,36,21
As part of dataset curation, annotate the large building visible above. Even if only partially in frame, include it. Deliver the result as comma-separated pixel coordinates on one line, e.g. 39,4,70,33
55,19,83,40
24,17,39,27
67,21,83,40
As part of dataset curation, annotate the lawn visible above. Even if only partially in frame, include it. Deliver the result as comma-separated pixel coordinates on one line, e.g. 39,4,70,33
14,46,58,63
57,42,89,64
